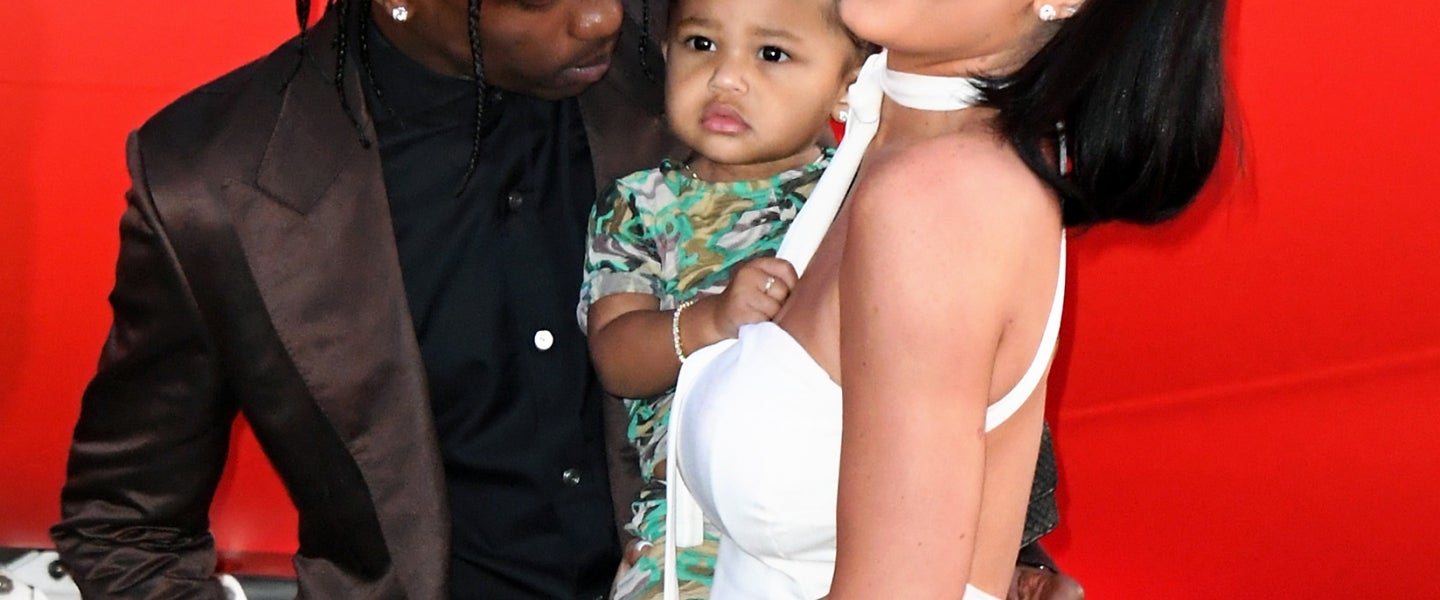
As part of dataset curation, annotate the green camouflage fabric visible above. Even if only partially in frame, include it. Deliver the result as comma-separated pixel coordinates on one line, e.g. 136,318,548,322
578,148,833,599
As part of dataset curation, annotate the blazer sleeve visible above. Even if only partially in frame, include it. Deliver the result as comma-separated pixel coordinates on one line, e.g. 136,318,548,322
50,132,233,599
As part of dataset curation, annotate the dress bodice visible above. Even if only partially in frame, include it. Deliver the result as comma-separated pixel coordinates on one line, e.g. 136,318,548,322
675,322,841,598
671,238,1063,598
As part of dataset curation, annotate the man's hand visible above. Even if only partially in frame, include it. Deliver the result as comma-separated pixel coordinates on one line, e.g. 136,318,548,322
1009,565,1085,600
622,537,654,567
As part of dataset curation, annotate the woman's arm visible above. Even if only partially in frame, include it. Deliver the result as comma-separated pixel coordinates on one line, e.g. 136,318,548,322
828,134,1056,598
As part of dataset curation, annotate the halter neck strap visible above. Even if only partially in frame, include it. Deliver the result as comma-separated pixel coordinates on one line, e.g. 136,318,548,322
883,66,984,111
776,51,984,276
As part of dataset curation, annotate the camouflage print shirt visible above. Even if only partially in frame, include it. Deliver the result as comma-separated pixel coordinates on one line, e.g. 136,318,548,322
577,148,833,599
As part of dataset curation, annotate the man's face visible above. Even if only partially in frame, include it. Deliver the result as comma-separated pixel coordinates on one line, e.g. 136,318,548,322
395,0,625,99
478,0,626,98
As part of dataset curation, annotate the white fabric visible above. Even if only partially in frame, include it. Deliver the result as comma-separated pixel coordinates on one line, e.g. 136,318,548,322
984,238,1066,434
964,584,1005,600
777,53,985,277
664,51,1064,600
771,51,887,278
881,67,985,112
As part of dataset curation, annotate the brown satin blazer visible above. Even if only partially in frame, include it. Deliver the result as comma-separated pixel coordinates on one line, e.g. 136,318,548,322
51,5,684,598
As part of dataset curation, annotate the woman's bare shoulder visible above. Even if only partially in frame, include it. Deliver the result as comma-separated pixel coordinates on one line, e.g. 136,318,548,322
850,128,1058,242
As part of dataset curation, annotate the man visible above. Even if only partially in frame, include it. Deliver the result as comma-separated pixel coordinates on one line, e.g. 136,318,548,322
52,0,679,597
51,0,1079,598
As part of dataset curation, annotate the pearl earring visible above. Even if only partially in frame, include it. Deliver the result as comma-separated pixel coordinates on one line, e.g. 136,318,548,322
390,4,411,22
835,110,849,124
1038,4,1058,21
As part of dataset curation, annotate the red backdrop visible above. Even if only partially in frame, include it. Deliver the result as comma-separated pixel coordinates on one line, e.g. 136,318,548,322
3,1,1438,597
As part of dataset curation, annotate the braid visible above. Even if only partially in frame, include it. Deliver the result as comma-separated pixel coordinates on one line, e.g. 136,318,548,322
333,0,371,147
356,4,397,120
285,0,313,88
458,0,488,194
638,0,655,81
295,0,485,180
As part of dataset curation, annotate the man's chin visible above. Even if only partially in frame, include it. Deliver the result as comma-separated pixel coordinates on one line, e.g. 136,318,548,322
490,56,615,100
503,75,604,101
554,59,613,96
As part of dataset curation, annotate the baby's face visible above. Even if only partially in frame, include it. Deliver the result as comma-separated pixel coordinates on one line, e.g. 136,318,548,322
664,0,861,180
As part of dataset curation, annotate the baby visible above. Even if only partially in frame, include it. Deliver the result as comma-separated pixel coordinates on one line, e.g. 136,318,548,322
577,0,874,598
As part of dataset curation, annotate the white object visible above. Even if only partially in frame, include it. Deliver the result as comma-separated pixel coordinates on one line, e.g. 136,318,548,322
1,550,69,600
533,329,554,351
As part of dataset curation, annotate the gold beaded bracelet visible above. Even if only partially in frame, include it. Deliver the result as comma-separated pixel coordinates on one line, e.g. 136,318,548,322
672,298,699,364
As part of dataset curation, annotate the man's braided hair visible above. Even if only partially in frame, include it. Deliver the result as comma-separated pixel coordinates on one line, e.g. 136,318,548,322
293,0,491,192
292,1,663,193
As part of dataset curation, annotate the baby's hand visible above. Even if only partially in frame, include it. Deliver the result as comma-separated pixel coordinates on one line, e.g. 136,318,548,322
708,257,799,339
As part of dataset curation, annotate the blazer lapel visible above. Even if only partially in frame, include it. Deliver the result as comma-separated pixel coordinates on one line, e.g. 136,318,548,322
220,13,449,598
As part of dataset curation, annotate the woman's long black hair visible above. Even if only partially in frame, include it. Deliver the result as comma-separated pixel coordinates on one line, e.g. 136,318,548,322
983,0,1229,227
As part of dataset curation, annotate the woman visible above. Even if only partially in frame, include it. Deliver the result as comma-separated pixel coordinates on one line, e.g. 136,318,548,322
666,0,1227,598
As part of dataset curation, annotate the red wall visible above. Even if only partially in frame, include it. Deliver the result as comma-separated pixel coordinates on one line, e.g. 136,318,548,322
3,1,1438,596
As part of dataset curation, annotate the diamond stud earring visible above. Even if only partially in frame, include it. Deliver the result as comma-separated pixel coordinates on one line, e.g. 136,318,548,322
1039,4,1058,21
391,5,410,22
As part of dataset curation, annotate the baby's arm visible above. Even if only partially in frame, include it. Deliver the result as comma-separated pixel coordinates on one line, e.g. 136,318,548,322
588,258,796,398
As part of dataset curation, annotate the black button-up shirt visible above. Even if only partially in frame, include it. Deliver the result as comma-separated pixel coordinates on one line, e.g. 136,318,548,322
363,24,616,600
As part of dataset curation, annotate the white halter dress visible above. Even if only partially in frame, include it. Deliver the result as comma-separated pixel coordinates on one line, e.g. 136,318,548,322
664,52,1067,600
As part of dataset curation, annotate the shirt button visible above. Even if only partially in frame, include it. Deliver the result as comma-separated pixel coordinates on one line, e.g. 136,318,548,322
507,191,525,210
562,468,582,486
533,329,554,351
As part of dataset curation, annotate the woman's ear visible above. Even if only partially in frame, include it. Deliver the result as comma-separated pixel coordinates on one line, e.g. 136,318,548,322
1033,0,1084,21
